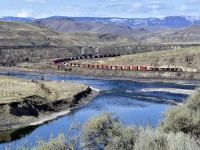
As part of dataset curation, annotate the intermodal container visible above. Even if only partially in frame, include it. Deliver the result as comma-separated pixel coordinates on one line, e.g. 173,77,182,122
111,66,116,70
103,65,107,70
124,66,130,70
89,64,94,68
139,66,147,71
116,66,122,70
107,66,112,70
131,66,138,71
94,64,98,69
98,65,103,69
84,64,89,68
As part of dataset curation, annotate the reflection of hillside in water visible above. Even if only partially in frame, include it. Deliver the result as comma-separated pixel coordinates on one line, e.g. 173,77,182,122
0,126,38,144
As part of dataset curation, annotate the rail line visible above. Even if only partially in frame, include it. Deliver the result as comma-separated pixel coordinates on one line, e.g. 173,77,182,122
51,54,183,72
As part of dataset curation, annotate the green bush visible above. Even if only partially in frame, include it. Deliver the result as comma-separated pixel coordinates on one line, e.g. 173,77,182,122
81,113,200,150
5,87,200,150
81,113,123,150
160,87,200,137
32,133,67,150
134,127,199,150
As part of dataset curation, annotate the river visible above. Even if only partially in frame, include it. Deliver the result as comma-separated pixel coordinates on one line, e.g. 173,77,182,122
0,72,197,149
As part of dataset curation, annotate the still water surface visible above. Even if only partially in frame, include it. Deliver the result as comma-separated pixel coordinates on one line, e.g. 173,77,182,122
0,72,196,149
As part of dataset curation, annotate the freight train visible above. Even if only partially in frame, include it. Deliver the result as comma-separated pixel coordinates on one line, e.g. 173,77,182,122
63,62,182,72
51,54,183,72
51,54,120,65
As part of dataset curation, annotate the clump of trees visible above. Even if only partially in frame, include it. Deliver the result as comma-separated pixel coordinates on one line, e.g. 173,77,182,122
5,88,200,150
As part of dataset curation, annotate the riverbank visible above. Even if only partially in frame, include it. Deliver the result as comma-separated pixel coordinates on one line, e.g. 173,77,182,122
1,66,200,85
0,75,98,131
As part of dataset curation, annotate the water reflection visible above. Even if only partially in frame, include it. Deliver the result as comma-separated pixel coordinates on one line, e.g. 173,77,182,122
0,126,38,144
0,71,196,149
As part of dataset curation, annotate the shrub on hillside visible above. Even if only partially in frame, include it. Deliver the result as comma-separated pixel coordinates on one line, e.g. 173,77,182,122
159,87,200,137
81,113,124,149
134,127,199,150
81,113,200,150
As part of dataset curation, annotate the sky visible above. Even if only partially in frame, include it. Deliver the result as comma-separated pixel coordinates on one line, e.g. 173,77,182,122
0,0,200,18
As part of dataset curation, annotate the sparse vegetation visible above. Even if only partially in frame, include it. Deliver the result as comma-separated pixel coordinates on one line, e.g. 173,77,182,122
81,113,199,150
6,87,200,149
159,87,200,137
72,46,200,72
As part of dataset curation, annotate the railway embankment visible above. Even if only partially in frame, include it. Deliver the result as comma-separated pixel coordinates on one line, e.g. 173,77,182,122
1,63,200,83
66,67,200,80
0,76,97,131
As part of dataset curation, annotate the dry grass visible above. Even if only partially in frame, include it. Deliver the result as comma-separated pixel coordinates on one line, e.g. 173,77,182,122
5,86,200,150
0,75,88,104
71,46,200,71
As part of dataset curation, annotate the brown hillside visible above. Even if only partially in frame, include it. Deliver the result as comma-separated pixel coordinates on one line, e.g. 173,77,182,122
71,46,200,71
33,18,149,35
144,25,200,44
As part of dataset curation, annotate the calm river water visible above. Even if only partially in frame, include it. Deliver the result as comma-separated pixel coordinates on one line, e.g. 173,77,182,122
0,72,197,149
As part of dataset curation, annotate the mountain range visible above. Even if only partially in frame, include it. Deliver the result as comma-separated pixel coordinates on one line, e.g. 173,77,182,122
1,16,200,28
0,18,200,65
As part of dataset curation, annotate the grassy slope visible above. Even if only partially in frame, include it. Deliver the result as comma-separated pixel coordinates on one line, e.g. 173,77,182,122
144,25,200,44
0,21,141,64
33,18,147,35
0,75,88,104
0,21,139,47
72,46,200,71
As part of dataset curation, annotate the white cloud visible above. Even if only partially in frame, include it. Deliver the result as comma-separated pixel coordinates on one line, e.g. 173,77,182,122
26,0,47,3
149,1,161,9
180,5,187,11
17,9,32,17
132,3,142,9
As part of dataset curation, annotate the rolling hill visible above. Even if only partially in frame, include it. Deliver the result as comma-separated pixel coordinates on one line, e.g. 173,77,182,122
33,17,149,35
144,25,200,44
72,46,200,71
0,21,142,65
0,21,139,47
0,21,199,66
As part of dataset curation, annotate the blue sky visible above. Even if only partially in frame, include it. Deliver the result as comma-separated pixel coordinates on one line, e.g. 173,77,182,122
0,0,200,18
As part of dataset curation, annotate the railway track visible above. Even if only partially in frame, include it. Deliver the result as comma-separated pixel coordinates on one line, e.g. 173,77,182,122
51,54,184,72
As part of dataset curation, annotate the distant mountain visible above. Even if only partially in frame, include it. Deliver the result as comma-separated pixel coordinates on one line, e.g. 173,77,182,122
33,17,149,35
0,16,34,22
143,25,200,44
69,16,200,28
1,16,200,28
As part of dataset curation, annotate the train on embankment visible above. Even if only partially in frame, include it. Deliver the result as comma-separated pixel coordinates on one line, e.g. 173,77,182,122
50,54,183,72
